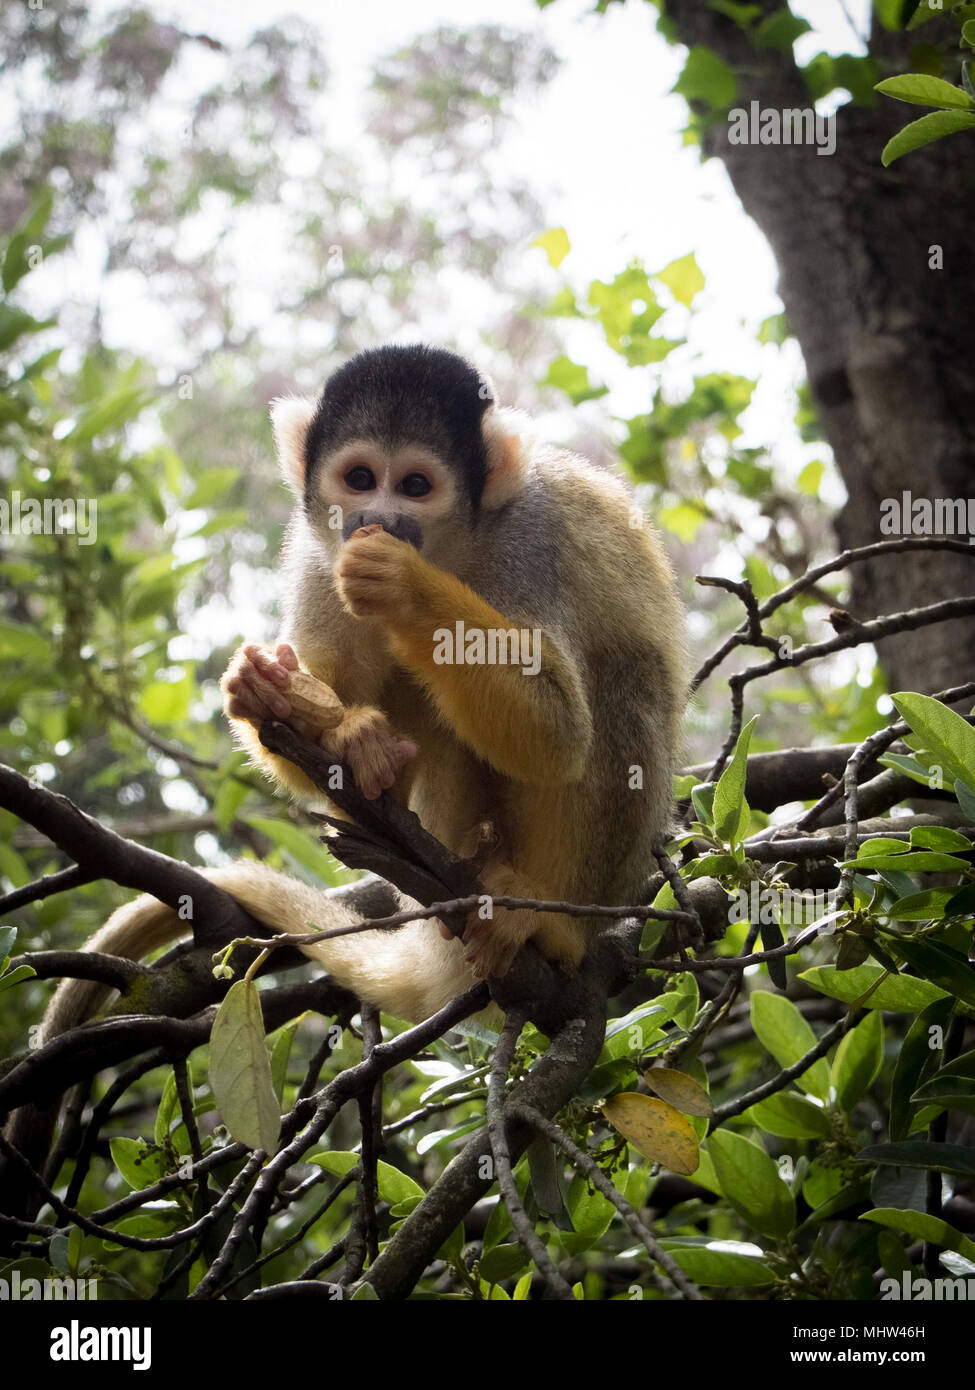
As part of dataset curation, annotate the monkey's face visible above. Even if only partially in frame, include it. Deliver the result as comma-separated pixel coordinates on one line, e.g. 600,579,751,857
307,438,466,560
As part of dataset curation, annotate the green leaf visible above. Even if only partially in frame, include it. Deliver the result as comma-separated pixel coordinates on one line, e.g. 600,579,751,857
269,1016,302,1102
802,1160,845,1209
832,1010,884,1112
878,751,937,787
190,509,250,539
0,964,36,993
875,74,975,109
141,671,193,725
745,1090,831,1140
861,1208,975,1264
707,1130,796,1238
713,716,758,846
0,622,50,662
479,1243,530,1284
244,816,332,878
946,882,975,916
857,1141,975,1182
184,468,240,509
930,1047,975,1081
691,782,716,828
376,1162,425,1206
672,46,738,110
154,1070,180,1146
209,980,280,1153
350,1282,379,1300
755,7,811,50
796,1179,872,1232
109,1137,167,1191
565,1173,616,1241
889,938,975,1009
797,459,825,497
910,1071,975,1116
0,305,54,352
887,889,962,921
657,252,705,307
881,109,975,164
658,502,708,544
910,826,972,851
658,1242,774,1286
906,0,949,30
669,972,700,1031
68,388,149,443
855,836,913,856
214,777,249,831
889,997,954,1140
851,850,971,872
542,355,608,405
708,1,761,26
532,227,570,268
526,1137,569,1219
750,991,831,1100
799,963,947,1012
307,1151,359,1177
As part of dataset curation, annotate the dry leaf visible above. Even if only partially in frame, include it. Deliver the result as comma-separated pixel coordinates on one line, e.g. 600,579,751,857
643,1066,713,1117
602,1092,700,1175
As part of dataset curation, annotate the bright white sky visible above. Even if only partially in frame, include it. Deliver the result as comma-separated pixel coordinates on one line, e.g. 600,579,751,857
78,0,871,473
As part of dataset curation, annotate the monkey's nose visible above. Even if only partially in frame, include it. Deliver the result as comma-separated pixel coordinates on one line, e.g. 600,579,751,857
341,510,423,549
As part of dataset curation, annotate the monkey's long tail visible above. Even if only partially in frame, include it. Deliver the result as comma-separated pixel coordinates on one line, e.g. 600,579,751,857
0,865,476,1237
43,862,478,1039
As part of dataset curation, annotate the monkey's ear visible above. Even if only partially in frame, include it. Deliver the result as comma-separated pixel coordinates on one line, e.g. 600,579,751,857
482,411,531,509
270,396,316,493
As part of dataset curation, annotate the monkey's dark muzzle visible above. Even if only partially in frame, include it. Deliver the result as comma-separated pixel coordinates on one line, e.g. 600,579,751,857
341,510,424,550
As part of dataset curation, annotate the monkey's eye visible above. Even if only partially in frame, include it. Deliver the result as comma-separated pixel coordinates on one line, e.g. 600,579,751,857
344,466,375,492
399,473,432,499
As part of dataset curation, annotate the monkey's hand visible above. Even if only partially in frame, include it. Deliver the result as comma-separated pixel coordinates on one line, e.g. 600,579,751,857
221,642,343,736
222,643,416,799
319,706,418,801
335,527,421,622
222,642,304,729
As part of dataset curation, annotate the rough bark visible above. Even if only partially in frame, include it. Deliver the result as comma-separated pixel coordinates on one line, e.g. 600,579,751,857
670,1,975,692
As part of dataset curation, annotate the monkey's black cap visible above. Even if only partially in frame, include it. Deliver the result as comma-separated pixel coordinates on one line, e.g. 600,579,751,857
305,345,494,509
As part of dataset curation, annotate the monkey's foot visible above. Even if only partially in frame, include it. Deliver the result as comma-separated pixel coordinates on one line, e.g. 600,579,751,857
456,907,534,980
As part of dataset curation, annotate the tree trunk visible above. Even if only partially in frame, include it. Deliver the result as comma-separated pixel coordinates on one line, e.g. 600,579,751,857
671,2,975,694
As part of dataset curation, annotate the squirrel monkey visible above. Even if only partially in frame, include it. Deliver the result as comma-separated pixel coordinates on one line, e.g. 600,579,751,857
38,345,686,1034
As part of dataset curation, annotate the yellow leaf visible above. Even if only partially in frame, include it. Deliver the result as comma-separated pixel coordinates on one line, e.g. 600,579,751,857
657,251,705,307
602,1093,700,1175
643,1066,713,1118
532,226,570,268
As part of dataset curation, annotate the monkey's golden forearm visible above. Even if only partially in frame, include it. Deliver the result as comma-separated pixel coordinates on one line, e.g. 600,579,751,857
384,560,593,783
